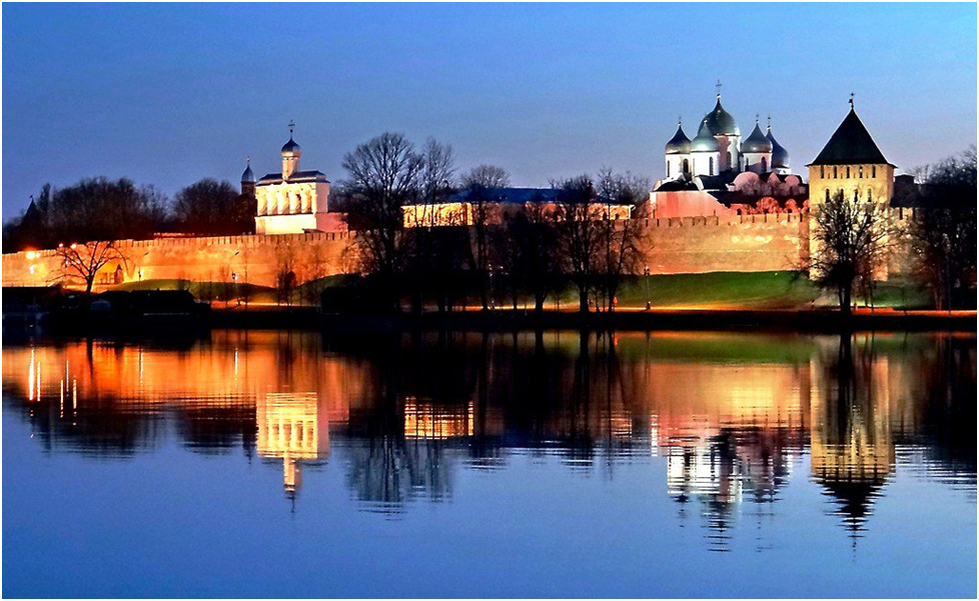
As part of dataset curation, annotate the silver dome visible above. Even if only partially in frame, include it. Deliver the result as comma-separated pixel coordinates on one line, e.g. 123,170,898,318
665,123,691,154
690,119,720,152
741,122,773,154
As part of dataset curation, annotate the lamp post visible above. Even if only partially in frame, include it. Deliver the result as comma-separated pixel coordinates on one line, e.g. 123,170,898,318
644,266,651,311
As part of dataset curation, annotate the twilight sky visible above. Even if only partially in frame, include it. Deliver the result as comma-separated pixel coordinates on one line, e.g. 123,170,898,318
2,3,976,218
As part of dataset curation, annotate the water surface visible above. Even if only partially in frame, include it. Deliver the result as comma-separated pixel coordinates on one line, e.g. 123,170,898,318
3,330,976,598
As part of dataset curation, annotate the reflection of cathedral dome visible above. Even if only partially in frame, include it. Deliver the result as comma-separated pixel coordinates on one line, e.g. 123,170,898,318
691,120,720,152
767,126,790,168
702,96,740,136
665,123,691,154
281,136,302,157
742,121,773,154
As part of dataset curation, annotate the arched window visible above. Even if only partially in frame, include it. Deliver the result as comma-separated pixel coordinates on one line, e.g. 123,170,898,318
666,162,670,177
825,189,830,202
854,189,859,202
872,165,876,177
846,166,850,178
745,158,750,170
867,189,873,202
820,166,825,178
833,166,838,178
709,157,714,175
683,159,689,173
859,166,864,178
761,157,768,172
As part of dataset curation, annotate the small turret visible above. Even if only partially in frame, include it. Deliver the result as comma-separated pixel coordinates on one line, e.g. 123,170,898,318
241,157,256,196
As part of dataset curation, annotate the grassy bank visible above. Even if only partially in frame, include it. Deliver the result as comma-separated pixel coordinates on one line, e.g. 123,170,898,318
108,271,936,312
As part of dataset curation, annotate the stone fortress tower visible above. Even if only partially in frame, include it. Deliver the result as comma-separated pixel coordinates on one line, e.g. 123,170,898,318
807,97,895,213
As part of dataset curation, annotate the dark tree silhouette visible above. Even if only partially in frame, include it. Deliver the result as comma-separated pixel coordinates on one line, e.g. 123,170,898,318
809,190,892,314
173,178,253,236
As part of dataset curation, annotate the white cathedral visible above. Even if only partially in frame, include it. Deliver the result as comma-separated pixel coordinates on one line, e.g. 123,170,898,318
662,91,791,181
651,89,806,218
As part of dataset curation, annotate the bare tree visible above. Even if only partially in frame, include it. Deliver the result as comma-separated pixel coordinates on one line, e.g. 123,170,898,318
462,165,511,189
809,190,892,314
54,240,130,294
420,138,457,204
593,169,648,311
173,178,253,235
500,197,560,312
341,133,424,309
458,162,512,309
554,175,601,313
907,147,977,310
273,241,299,307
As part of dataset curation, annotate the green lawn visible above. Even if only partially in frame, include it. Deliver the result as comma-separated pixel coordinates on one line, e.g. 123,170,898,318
109,271,934,311
614,271,819,309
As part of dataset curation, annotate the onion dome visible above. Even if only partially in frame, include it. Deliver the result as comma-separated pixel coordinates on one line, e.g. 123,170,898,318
281,135,301,157
766,122,789,168
741,119,773,154
665,121,691,154
690,119,720,152
702,94,740,137
241,158,255,183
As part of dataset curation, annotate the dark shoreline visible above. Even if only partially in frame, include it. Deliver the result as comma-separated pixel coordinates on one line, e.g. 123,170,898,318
310,310,979,333
6,307,974,339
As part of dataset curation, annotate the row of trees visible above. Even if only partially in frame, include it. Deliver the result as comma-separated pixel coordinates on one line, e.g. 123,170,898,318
2,176,253,251
810,147,976,312
339,132,650,313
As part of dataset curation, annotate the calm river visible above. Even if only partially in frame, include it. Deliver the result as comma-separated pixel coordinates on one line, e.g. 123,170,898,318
2,329,976,598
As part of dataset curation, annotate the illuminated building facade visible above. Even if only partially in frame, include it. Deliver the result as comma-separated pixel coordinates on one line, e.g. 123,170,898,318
401,187,633,228
252,126,345,235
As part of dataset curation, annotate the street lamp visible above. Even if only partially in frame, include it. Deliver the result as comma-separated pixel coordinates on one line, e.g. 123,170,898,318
644,266,651,310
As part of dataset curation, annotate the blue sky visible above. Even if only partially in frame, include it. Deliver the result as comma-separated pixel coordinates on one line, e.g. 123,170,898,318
2,3,976,218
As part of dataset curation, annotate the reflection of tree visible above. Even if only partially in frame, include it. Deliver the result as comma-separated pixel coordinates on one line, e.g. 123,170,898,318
915,335,977,492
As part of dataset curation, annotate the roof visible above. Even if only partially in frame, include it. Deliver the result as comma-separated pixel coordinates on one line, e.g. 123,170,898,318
257,170,329,185
653,179,698,193
448,187,562,204
809,107,891,166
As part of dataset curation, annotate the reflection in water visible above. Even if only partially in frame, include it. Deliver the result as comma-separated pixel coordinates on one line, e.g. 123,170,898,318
2,330,975,548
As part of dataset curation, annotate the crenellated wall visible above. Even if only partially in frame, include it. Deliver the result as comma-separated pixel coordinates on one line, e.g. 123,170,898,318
2,232,360,290
637,213,810,274
3,211,919,292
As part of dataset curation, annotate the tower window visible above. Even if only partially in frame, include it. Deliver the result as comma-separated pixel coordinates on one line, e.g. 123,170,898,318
854,189,859,202
867,189,873,202
709,157,714,175
859,166,864,178
872,165,876,177
825,189,830,202
820,166,825,178
726,152,732,170
666,162,670,177
846,166,850,178
683,159,689,173
762,157,768,172
833,166,838,178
